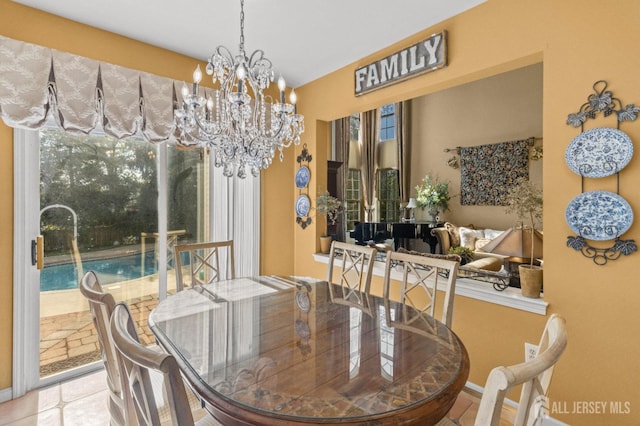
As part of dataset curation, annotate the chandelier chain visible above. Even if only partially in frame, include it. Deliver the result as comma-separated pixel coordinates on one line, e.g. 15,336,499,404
239,0,245,54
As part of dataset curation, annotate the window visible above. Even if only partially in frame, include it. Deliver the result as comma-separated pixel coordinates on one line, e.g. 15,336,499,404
36,128,206,379
379,104,395,141
17,126,260,384
377,169,400,222
350,113,360,141
345,169,362,230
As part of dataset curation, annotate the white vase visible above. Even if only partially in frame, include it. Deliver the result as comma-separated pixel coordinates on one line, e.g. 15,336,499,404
427,207,439,224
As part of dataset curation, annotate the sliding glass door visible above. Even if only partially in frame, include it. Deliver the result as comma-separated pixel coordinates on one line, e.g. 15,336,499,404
15,128,207,389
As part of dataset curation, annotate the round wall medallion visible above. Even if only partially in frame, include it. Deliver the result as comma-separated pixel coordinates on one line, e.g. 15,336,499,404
295,290,311,312
295,319,310,340
295,194,310,217
295,166,310,188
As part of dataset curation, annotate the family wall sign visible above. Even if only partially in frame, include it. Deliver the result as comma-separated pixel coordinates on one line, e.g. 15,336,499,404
354,31,447,96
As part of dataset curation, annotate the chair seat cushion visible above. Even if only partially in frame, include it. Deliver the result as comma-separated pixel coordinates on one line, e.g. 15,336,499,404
464,257,502,271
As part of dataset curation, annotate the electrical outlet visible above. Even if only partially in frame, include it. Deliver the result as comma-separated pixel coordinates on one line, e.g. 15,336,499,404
525,342,539,362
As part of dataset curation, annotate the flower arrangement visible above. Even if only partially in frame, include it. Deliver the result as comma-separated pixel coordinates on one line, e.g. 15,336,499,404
315,191,343,225
415,175,451,212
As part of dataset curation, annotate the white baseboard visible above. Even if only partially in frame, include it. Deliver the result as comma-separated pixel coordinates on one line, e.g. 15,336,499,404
0,387,12,403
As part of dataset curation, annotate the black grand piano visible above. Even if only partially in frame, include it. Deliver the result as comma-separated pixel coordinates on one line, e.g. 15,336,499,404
349,221,442,253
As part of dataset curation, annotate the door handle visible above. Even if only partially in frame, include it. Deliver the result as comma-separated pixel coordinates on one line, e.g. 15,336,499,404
31,235,44,269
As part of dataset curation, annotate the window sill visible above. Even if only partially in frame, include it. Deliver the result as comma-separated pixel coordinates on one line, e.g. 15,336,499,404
313,253,548,315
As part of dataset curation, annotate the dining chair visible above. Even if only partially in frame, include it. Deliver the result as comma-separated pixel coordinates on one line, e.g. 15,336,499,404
110,302,219,426
383,250,459,328
79,270,129,426
81,270,206,426
437,314,568,426
174,240,235,291
475,314,567,425
326,241,377,300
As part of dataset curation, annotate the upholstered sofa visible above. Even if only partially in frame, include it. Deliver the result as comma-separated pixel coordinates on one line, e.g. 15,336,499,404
431,222,508,271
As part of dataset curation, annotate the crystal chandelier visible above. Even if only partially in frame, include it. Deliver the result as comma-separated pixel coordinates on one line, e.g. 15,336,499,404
174,0,304,178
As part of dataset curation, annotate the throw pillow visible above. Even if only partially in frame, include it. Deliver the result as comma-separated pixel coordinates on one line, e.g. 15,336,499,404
459,227,485,250
443,222,461,247
464,256,503,272
474,238,492,251
484,229,505,240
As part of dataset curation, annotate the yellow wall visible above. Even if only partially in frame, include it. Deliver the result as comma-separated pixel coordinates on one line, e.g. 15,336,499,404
294,1,640,424
2,0,640,424
0,117,12,389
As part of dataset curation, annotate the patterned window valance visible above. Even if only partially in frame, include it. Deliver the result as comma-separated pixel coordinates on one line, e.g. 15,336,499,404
0,35,183,143
460,139,531,205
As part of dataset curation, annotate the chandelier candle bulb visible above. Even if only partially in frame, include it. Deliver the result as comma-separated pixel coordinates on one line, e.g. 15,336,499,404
206,97,213,120
236,66,246,93
290,89,297,114
192,65,202,96
181,83,189,102
278,76,286,104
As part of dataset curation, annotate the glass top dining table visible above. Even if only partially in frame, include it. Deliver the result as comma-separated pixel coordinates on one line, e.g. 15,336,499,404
148,276,470,425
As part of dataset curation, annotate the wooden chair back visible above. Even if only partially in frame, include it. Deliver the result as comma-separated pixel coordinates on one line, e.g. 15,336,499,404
326,241,377,299
174,240,235,291
110,302,195,426
79,270,128,426
475,314,568,426
383,250,459,328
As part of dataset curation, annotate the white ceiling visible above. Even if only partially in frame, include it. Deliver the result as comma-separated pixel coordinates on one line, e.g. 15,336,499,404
12,0,485,87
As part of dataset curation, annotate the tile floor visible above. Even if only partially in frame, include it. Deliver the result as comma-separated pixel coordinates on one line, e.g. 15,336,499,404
0,369,516,425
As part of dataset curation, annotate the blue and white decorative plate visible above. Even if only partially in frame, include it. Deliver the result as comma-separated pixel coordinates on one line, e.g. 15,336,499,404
565,191,633,240
295,194,311,217
295,290,311,312
295,166,310,189
565,127,634,178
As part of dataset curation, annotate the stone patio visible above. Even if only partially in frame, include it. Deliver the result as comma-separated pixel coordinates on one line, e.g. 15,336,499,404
40,293,160,377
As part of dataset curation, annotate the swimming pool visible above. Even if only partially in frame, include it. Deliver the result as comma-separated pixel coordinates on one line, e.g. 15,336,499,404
40,251,159,291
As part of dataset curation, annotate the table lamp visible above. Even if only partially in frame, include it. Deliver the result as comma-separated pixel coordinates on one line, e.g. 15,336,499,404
481,226,543,261
406,198,418,223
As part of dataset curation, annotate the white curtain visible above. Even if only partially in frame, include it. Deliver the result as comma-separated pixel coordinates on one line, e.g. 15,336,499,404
0,36,51,128
211,164,260,278
0,35,176,142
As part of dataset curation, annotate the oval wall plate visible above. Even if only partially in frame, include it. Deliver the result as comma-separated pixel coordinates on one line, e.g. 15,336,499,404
565,191,633,240
565,127,633,177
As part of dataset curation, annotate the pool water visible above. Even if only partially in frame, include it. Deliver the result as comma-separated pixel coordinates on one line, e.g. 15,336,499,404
40,251,159,291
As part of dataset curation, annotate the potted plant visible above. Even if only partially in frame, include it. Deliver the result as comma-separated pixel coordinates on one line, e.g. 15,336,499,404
415,175,451,223
505,177,543,297
316,191,343,253
448,246,475,265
